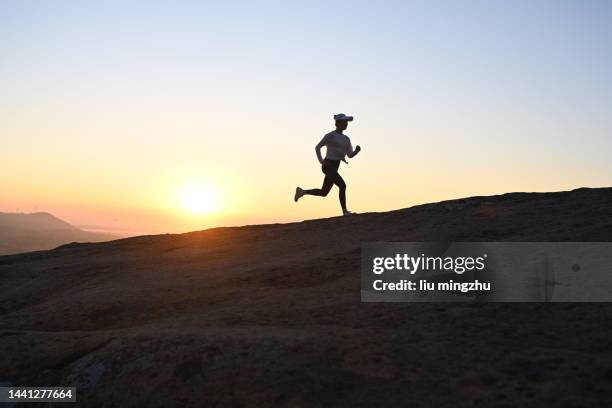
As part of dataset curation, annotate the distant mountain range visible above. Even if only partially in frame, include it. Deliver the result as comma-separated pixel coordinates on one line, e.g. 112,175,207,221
0,212,116,255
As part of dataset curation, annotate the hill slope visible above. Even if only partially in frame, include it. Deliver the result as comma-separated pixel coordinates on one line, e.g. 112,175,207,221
0,212,116,255
1,187,612,407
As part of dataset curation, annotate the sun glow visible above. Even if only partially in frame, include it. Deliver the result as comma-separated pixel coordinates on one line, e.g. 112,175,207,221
179,183,219,215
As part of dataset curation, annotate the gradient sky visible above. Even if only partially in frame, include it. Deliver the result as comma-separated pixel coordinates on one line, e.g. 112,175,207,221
2,0,612,234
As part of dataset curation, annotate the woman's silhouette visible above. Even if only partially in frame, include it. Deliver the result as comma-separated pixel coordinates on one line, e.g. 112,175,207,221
294,113,361,215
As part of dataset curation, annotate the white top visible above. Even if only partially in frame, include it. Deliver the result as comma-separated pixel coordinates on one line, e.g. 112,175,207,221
317,131,355,161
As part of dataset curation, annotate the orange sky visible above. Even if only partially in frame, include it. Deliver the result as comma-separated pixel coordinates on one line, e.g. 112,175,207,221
3,2,611,235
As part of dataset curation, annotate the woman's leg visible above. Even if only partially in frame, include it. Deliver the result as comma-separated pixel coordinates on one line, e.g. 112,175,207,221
303,174,334,197
332,173,347,211
304,167,347,211
299,160,346,209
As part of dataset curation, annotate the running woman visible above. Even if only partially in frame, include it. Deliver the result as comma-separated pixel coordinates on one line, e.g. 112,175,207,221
294,113,361,215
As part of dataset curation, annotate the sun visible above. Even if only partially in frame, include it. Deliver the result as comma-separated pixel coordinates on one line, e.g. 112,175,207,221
179,183,219,215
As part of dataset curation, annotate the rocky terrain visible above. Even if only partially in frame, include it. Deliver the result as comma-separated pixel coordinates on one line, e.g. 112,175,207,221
1,187,612,407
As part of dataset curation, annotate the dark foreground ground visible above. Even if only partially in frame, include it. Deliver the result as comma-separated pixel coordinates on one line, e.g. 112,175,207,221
1,187,612,407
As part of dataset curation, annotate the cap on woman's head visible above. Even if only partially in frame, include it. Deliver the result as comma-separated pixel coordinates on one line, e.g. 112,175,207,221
334,113,353,121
